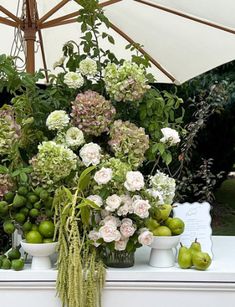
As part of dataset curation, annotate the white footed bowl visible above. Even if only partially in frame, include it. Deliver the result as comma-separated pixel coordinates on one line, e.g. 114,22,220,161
149,235,181,268
21,240,57,270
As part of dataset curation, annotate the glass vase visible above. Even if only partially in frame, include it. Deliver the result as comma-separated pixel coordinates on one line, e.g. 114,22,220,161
103,249,135,268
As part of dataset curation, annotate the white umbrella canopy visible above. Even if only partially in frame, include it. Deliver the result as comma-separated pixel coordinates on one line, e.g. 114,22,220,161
0,0,235,84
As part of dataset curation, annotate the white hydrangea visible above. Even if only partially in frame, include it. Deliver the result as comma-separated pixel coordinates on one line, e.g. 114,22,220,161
65,127,84,147
124,171,145,192
160,127,180,146
79,142,101,166
94,167,113,185
79,58,97,77
150,171,176,204
64,71,84,89
87,195,103,207
46,110,70,131
105,194,122,212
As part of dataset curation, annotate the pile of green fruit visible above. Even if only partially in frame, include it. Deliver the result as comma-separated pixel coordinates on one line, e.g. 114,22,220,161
0,185,55,243
146,204,185,236
178,239,212,270
0,246,24,271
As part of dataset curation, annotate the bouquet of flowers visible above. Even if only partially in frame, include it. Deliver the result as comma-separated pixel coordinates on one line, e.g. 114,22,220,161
0,1,185,307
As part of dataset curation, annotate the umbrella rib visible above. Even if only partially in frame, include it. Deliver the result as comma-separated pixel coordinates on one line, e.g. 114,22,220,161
0,5,21,24
40,18,78,29
0,17,18,28
38,0,70,24
135,0,235,35
109,21,176,83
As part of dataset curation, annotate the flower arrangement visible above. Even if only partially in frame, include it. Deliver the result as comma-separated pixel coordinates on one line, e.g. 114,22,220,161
0,1,186,307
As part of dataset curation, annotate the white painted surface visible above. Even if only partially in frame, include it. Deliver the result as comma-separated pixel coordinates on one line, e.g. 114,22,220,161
0,236,235,307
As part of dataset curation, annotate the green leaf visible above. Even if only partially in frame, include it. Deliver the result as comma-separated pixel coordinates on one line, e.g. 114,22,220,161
20,172,28,183
78,166,96,191
80,206,90,226
158,143,165,155
0,165,9,174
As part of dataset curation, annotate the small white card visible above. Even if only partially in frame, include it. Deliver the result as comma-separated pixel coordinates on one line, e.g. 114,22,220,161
173,202,213,258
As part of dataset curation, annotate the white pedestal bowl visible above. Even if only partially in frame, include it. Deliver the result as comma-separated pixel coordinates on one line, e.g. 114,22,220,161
149,235,181,268
21,240,57,270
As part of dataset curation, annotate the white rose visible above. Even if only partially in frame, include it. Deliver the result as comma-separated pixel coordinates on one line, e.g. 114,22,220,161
124,171,145,192
117,204,129,216
94,167,113,185
65,127,84,147
99,224,121,242
138,229,154,246
64,71,84,89
120,223,136,238
46,110,70,130
79,142,101,166
115,239,128,251
133,199,151,218
53,56,66,69
160,127,180,146
79,58,98,77
87,195,103,207
101,216,121,227
105,194,122,212
121,218,133,226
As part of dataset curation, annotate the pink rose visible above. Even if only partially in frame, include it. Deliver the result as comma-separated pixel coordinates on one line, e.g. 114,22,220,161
138,229,154,246
120,223,136,238
99,224,121,242
132,199,151,218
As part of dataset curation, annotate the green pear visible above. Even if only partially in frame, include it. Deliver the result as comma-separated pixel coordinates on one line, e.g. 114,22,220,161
189,238,201,256
159,204,172,221
192,251,212,270
167,217,185,235
153,226,172,236
164,217,173,227
145,218,160,231
178,243,192,269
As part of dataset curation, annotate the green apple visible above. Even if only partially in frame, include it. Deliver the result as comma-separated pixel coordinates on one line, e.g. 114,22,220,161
167,217,185,235
153,226,172,236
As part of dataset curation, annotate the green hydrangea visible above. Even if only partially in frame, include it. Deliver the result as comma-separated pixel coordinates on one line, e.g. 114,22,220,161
109,120,149,169
104,61,150,102
0,108,20,156
30,141,78,189
71,90,116,136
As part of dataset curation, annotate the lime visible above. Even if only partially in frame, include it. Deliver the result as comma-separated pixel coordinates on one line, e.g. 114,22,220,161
22,221,32,232
8,247,21,260
29,208,39,218
14,213,26,224
43,238,54,243
26,230,43,243
3,221,15,234
31,224,39,231
4,191,15,203
20,207,29,216
13,194,27,208
1,258,11,269
33,201,42,210
45,197,53,209
38,220,55,238
11,259,25,271
26,203,33,210
39,190,49,201
27,193,39,204
18,186,28,196
45,209,54,218
34,187,44,197
0,201,9,215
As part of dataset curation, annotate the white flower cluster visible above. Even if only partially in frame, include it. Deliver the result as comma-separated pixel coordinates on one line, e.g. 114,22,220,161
79,142,101,166
46,110,70,131
148,171,176,205
79,58,97,77
65,127,85,147
124,171,145,192
64,71,84,89
160,127,180,146
104,61,150,102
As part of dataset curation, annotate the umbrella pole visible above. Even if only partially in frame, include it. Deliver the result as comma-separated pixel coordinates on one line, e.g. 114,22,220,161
24,28,36,74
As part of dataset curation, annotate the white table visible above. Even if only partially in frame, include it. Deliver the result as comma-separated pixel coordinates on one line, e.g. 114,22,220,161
0,236,235,307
